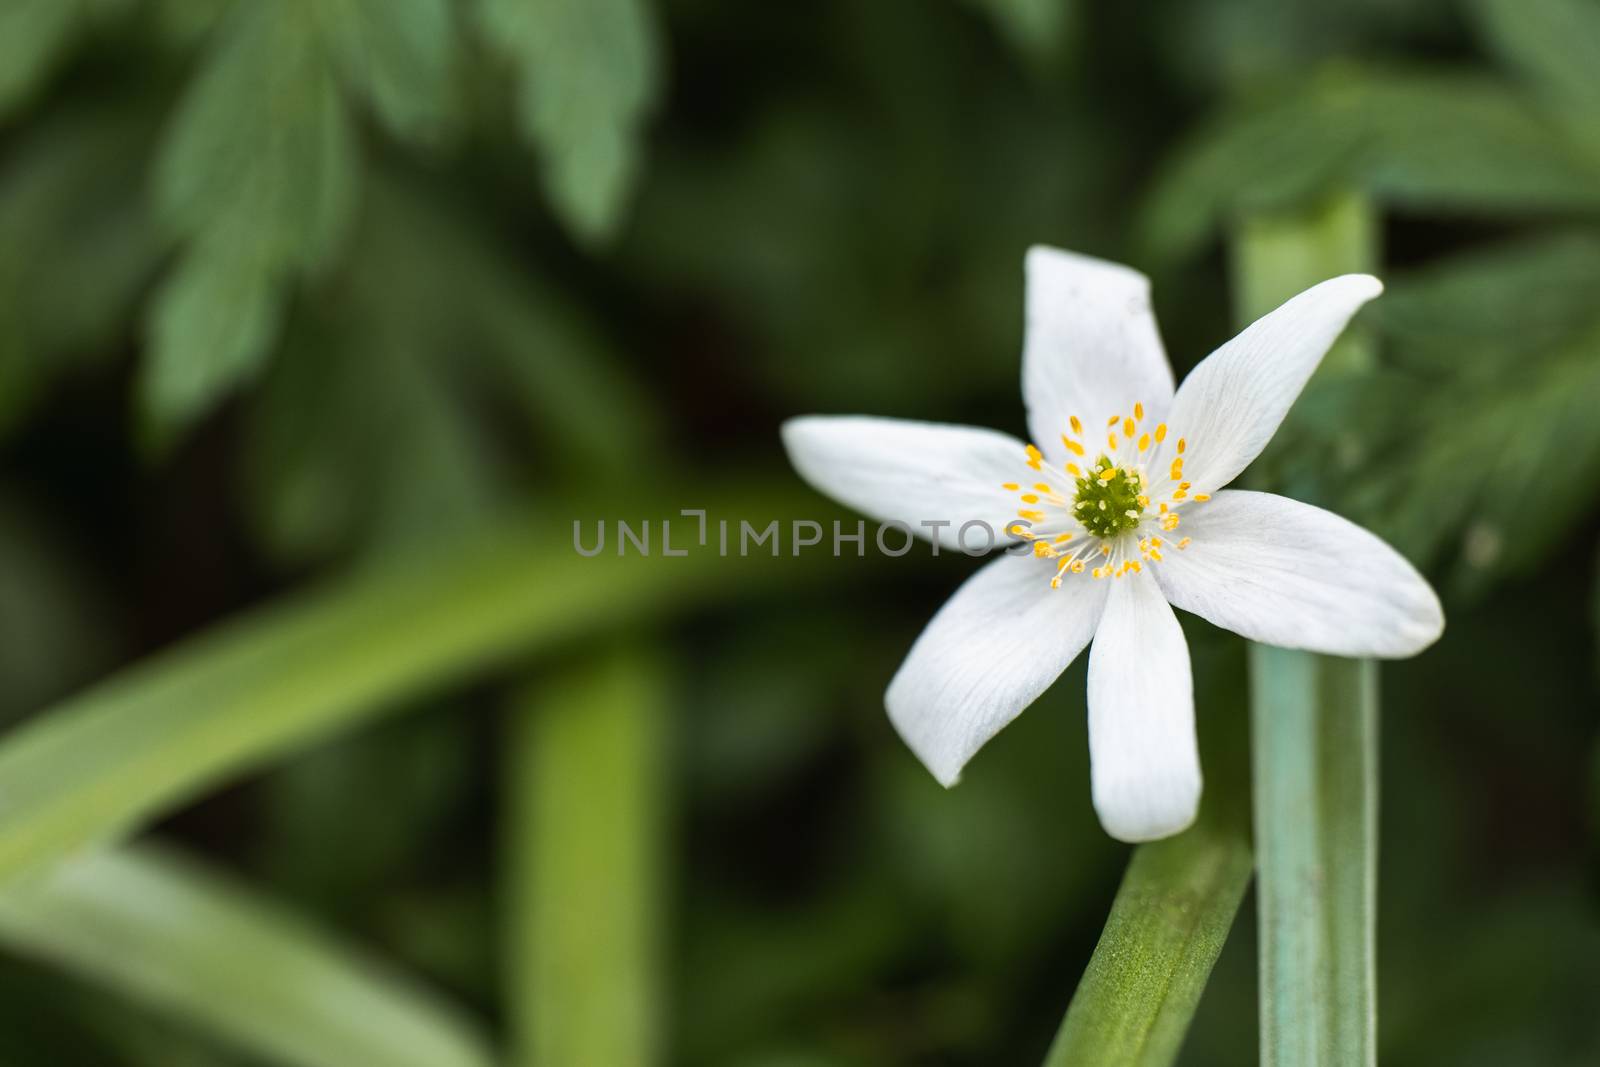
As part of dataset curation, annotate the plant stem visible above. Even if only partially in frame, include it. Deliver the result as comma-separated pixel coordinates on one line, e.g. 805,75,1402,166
504,647,667,1067
1233,189,1380,1067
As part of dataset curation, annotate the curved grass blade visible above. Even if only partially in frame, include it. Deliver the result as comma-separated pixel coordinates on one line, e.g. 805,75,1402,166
0,486,819,887
0,842,492,1067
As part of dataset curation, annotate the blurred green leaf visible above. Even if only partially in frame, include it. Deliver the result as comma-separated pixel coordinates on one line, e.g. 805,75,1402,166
321,0,458,145
1471,0,1600,146
144,0,358,437
0,842,492,1067
243,170,658,562
505,647,668,1067
475,0,661,246
0,0,130,121
0,484,819,887
1142,67,1600,263
959,0,1075,75
0,101,161,436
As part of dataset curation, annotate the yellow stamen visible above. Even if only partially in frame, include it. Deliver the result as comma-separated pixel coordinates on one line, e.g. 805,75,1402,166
1177,438,1186,454
1134,402,1145,420
1020,494,1039,504
1025,444,1043,470
1122,417,1135,437
1070,415,1082,435
1061,436,1085,456
1002,482,1020,490
1138,433,1151,452
1066,462,1082,476
1034,482,1052,492
1018,509,1044,521
1108,432,1119,451
1193,493,1211,502
1106,415,1119,427
1154,423,1167,442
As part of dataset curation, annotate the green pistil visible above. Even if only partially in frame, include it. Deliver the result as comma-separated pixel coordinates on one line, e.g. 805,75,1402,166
1074,455,1144,538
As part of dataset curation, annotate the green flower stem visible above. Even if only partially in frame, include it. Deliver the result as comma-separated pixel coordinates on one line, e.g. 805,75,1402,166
1233,190,1380,1067
504,647,668,1067
0,483,823,888
1042,815,1252,1067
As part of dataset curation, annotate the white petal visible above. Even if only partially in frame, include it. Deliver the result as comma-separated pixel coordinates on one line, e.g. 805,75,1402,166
1022,247,1175,456
782,416,1026,551
1087,569,1199,842
887,553,1109,786
1153,490,1444,657
1165,274,1383,494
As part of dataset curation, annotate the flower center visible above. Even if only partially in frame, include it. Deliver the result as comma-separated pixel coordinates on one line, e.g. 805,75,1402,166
1073,456,1144,538
1001,401,1212,587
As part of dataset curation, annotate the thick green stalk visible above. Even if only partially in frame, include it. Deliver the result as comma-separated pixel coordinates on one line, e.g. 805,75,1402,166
1233,190,1380,1067
0,483,818,886
504,647,667,1067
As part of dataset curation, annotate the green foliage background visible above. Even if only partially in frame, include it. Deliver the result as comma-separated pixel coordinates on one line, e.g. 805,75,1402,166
0,0,1597,1063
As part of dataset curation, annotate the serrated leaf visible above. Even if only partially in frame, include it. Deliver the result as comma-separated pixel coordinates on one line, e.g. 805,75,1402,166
145,0,358,436
0,843,493,1067
155,1,357,271
320,0,458,145
476,0,661,246
142,243,285,441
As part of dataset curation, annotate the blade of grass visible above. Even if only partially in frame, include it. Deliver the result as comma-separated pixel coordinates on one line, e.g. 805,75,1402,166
0,483,821,887
504,646,667,1067
1233,190,1380,1067
0,842,492,1067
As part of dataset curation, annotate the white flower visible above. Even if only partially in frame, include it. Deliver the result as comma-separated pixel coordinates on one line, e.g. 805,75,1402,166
781,247,1443,843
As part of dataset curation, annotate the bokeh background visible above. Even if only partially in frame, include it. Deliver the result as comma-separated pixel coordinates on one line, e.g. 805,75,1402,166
1,0,1599,1064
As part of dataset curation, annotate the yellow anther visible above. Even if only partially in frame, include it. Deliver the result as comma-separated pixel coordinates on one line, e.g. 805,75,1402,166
1061,436,1085,457
1002,482,1020,491
1066,462,1082,476
1054,533,1071,543
1150,550,1163,562
1018,509,1044,520
1154,423,1167,442
1072,561,1085,573
1138,433,1151,452
1122,417,1135,437
1101,543,1112,556
1137,494,1150,508
1193,493,1211,502
1107,432,1119,451
1026,444,1043,470
1098,467,1117,483
1008,523,1027,536
1134,402,1145,420
1020,494,1039,504
1033,541,1053,558
1130,560,1142,573
1107,415,1120,427
1172,489,1188,501
1033,482,1052,492
1070,415,1082,435
1177,438,1187,454
1177,537,1191,549
1050,576,1062,589
1158,502,1168,514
